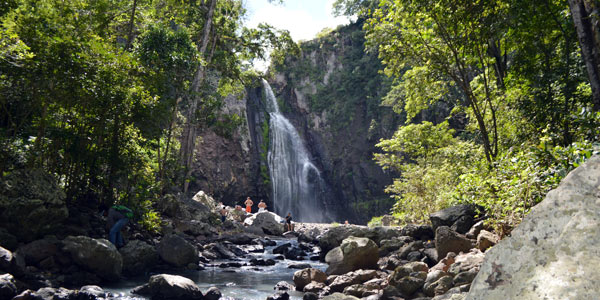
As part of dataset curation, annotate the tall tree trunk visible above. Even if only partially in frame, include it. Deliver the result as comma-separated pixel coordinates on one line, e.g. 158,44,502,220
125,0,138,50
569,0,600,110
180,0,217,193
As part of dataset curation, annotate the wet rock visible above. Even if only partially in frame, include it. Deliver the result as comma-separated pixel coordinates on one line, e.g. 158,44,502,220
157,234,199,267
79,285,108,299
288,263,311,269
120,240,159,276
435,227,474,259
0,169,68,242
274,281,295,291
267,291,290,300
293,268,327,291
297,227,322,244
0,273,17,299
475,230,499,252
429,205,479,234
273,243,291,254
284,247,307,260
303,292,319,300
132,274,203,300
250,258,276,266
325,237,378,275
204,287,222,300
62,236,122,281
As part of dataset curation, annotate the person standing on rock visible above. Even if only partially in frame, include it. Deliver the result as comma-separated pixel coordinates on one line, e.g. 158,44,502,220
285,212,293,232
257,200,267,212
219,204,228,223
106,205,132,248
244,197,254,213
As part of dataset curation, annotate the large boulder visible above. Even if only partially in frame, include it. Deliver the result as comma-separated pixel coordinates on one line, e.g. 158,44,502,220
18,237,61,266
325,237,378,275
62,236,122,281
328,269,378,293
466,156,600,300
429,204,479,234
0,246,24,276
120,240,159,276
435,226,474,259
243,212,285,235
0,273,17,299
132,274,203,300
293,268,327,291
0,169,68,242
157,234,199,267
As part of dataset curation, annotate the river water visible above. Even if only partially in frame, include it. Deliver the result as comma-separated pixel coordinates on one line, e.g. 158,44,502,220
104,238,327,299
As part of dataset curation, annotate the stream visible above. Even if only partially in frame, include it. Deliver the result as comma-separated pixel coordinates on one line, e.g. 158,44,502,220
104,238,327,299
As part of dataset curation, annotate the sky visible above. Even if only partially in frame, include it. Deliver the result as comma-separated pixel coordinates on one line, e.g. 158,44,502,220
244,0,351,71
245,0,350,42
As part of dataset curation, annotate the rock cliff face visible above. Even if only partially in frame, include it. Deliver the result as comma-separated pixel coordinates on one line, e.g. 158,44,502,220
189,21,401,223
267,21,401,223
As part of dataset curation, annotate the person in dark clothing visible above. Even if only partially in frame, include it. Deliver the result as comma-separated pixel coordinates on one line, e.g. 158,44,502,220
285,212,293,232
106,205,132,248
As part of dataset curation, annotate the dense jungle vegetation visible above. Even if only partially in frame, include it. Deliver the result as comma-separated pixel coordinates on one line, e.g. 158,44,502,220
330,0,600,231
2,0,600,233
0,0,295,229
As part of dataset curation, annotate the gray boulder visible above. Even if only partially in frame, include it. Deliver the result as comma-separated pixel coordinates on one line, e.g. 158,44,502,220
157,234,199,267
120,240,159,276
325,237,378,275
204,287,222,300
429,205,479,234
435,226,474,259
328,269,378,292
0,169,68,242
18,237,60,265
62,236,122,281
318,225,404,256
466,155,600,300
132,274,203,300
243,212,285,235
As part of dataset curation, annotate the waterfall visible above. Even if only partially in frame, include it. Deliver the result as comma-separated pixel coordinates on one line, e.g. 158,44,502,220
262,79,327,222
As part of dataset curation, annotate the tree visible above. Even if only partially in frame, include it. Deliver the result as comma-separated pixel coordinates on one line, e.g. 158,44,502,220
366,0,510,163
568,0,600,110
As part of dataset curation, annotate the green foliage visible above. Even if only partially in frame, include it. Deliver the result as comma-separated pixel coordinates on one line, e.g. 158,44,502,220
375,121,480,224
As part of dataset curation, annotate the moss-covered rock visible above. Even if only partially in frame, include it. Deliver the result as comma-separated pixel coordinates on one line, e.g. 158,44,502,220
0,169,68,242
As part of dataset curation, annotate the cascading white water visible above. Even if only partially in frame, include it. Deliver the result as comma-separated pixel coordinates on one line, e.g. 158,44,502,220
262,79,326,222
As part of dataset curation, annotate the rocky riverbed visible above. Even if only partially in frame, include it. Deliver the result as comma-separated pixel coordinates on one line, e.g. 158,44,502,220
2,156,600,300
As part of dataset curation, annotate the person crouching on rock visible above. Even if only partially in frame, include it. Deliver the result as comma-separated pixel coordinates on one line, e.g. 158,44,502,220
106,205,132,248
